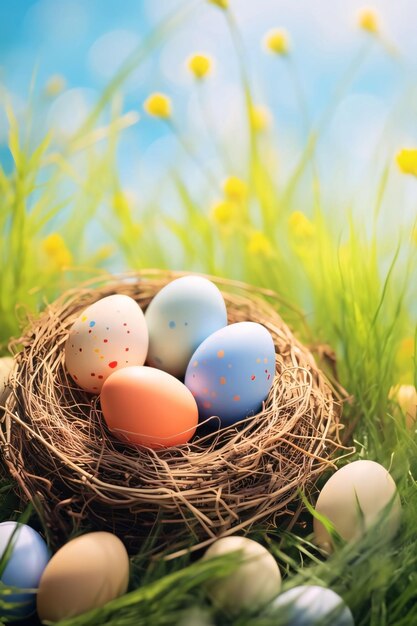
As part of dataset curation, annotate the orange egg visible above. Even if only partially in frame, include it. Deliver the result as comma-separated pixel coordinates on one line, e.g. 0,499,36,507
100,366,198,449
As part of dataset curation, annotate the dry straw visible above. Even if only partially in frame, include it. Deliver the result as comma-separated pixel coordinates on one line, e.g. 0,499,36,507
0,270,344,557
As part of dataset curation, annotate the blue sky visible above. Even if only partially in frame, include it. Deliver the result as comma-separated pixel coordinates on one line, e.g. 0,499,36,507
1,0,417,223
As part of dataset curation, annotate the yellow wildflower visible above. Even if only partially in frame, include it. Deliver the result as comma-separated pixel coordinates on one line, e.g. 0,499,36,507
263,29,290,56
113,191,131,218
187,53,213,80
396,148,417,177
207,0,228,9
211,200,236,225
288,211,315,239
412,226,417,245
247,231,273,257
222,176,248,202
42,233,72,268
144,93,172,119
357,8,380,34
45,74,66,97
250,105,271,133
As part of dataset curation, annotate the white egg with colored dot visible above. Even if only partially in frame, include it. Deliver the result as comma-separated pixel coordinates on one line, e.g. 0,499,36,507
313,460,401,552
64,294,148,393
145,276,228,378
202,536,281,614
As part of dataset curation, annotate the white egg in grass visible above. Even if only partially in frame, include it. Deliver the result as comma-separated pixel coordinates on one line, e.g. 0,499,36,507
0,356,14,406
202,536,281,614
389,384,417,430
177,607,215,626
269,585,354,626
313,460,401,552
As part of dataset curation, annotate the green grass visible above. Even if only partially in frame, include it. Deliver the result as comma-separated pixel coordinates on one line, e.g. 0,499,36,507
0,2,416,625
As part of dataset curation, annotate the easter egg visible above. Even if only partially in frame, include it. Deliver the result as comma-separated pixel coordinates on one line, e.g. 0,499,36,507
37,531,129,622
389,384,417,429
0,522,50,619
314,460,401,552
65,294,148,393
0,356,14,407
202,536,281,614
100,366,198,448
270,585,354,626
145,276,227,378
184,322,275,426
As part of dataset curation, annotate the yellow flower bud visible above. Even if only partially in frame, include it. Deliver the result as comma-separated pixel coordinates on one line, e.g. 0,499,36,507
247,231,273,257
144,93,172,119
263,28,290,56
187,53,213,80
207,0,228,9
396,148,417,177
250,105,271,133
42,233,72,268
288,211,315,239
222,176,248,202
45,74,66,97
389,384,417,430
113,191,131,217
211,200,236,225
357,8,380,34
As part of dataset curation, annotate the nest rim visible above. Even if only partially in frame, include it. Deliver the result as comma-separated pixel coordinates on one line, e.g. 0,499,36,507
0,269,344,557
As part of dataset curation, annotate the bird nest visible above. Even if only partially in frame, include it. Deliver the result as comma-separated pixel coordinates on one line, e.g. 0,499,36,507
0,270,343,557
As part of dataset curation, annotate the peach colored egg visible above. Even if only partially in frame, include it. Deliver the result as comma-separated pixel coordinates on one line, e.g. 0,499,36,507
100,366,198,449
65,294,148,394
36,532,129,623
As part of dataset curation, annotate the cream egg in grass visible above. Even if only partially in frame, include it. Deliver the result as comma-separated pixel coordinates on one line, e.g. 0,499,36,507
100,366,198,449
145,275,228,378
65,294,148,393
0,356,14,407
314,460,401,552
37,532,129,623
389,384,416,429
202,536,281,614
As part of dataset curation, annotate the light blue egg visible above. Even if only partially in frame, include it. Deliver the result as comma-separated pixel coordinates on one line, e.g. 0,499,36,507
0,521,50,619
145,276,227,378
184,322,275,426
270,585,354,626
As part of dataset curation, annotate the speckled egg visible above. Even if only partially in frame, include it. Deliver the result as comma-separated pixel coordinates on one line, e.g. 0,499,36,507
314,460,401,552
184,322,275,426
270,585,354,626
65,294,148,393
145,276,228,378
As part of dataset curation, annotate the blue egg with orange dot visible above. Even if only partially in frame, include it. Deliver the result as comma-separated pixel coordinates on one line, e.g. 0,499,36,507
184,322,275,426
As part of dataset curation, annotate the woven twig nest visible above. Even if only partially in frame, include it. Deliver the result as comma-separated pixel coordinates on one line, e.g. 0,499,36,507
0,270,343,556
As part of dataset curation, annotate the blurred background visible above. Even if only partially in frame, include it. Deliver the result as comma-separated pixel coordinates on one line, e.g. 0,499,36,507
2,0,417,219
1,0,416,352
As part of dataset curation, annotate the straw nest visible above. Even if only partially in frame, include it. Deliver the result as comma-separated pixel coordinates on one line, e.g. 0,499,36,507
0,270,343,556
